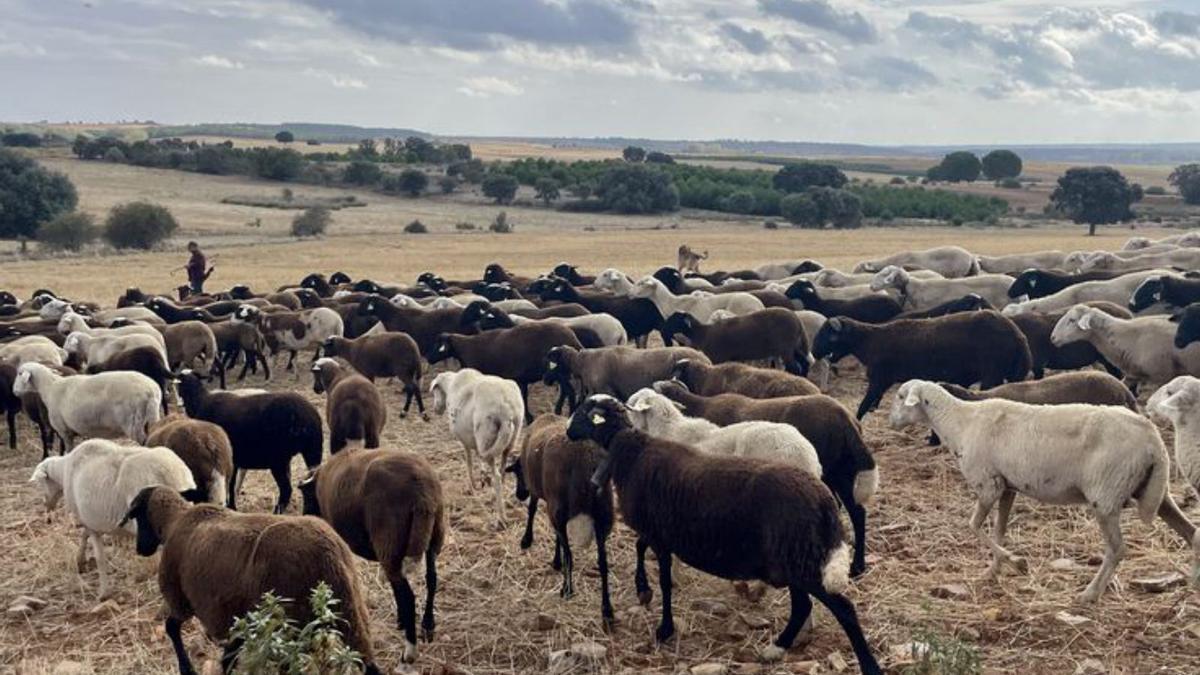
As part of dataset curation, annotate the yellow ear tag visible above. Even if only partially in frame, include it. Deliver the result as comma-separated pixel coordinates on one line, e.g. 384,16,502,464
591,413,605,425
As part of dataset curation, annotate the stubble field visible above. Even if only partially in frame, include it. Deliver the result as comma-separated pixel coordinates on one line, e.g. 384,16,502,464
2,155,1199,674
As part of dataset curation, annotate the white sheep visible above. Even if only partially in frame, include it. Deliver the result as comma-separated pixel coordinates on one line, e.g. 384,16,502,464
869,265,1014,310
64,331,169,369
889,379,1175,602
629,275,765,322
852,245,978,278
57,310,166,348
1003,269,1175,316
1148,376,1200,499
0,336,67,367
498,311,627,347
1080,248,1200,274
29,439,196,598
974,251,1068,275
814,268,943,288
1050,305,1200,393
13,362,162,447
430,368,525,529
624,388,821,477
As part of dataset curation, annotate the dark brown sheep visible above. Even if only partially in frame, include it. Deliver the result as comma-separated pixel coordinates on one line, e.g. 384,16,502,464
311,358,388,452
1011,300,1131,378
670,359,821,398
85,345,174,414
786,280,902,323
146,416,235,504
300,449,445,664
322,332,425,417
506,414,615,626
654,379,878,577
122,487,381,675
565,396,881,672
0,363,20,449
812,311,1031,419
357,295,465,354
939,371,1136,410
542,345,711,414
661,308,810,374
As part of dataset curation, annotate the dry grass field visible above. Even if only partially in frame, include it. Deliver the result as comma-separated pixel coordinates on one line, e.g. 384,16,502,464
3,156,1200,675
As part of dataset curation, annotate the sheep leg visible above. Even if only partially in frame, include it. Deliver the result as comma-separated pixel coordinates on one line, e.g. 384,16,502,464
654,545,675,643
551,535,563,571
634,537,652,605
556,527,575,599
164,616,198,675
91,532,110,599
1155,493,1197,546
763,587,814,661
5,409,15,449
226,469,242,510
839,486,868,578
597,531,614,629
855,381,887,420
236,349,253,381
492,461,506,531
219,638,243,674
285,349,297,372
969,494,1022,577
994,490,1016,544
269,464,292,514
520,497,538,549
519,382,533,423
1079,510,1125,603
76,530,90,571
257,351,271,381
810,589,883,675
463,447,477,494
389,574,418,663
421,549,438,641
214,357,226,389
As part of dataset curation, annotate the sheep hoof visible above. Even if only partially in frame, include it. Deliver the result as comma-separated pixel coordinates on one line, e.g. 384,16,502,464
1076,589,1100,604
421,412,431,422
655,623,675,643
560,586,574,600
401,639,417,664
637,590,653,606
759,645,786,663
520,535,533,550
398,411,408,419
601,614,614,634
850,562,866,578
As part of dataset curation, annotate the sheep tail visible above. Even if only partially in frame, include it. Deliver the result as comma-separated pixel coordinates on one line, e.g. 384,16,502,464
483,416,519,461
130,394,159,444
820,540,851,595
1136,451,1170,526
402,503,438,576
967,255,981,277
209,468,227,505
848,429,879,506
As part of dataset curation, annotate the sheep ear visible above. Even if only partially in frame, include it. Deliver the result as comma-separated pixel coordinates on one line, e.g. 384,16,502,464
828,317,843,332
628,400,651,412
903,387,922,407
1169,312,1183,323
1027,278,1036,288
1077,313,1093,331
590,412,606,425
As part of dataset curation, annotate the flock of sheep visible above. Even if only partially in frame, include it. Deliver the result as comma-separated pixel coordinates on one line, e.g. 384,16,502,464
4,231,1200,674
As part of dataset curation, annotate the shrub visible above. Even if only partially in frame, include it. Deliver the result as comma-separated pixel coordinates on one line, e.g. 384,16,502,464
981,149,1023,180
0,148,79,238
274,130,295,144
100,146,125,162
773,162,848,193
927,152,982,183
482,174,519,204
646,151,674,164
439,176,458,194
900,628,982,675
889,176,907,185
227,582,363,674
37,212,98,251
103,201,178,249
1169,164,1200,204
535,177,561,206
1145,185,1167,196
404,219,428,234
763,220,779,230
595,164,679,214
253,147,304,181
489,211,513,233
997,178,1022,189
291,206,331,237
343,161,383,186
722,190,756,214
1,132,42,147
455,221,476,230
398,169,429,197
780,193,820,228
622,146,647,163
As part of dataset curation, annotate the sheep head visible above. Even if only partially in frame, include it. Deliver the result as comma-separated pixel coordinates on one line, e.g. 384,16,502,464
1171,304,1200,349
870,266,907,292
29,457,63,511
1148,376,1200,424
566,395,630,489
1050,306,1096,347
888,380,934,430
1129,277,1164,312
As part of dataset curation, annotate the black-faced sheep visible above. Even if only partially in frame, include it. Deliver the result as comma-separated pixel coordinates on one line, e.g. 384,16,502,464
538,278,663,348
661,308,810,374
785,280,902,323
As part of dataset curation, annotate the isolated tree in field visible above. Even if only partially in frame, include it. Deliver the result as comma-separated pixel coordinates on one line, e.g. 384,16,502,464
535,177,561,206
780,193,820,227
439,176,457,194
596,165,679,214
810,187,863,229
0,148,78,238
927,152,982,182
291,206,331,237
103,201,178,249
342,161,382,186
398,169,428,197
982,149,1022,180
1050,166,1142,235
622,146,647,163
482,174,519,204
274,130,294,144
645,151,675,164
1169,164,1200,205
37,212,98,251
772,162,848,193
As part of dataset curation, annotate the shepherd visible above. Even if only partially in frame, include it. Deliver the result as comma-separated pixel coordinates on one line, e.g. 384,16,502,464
175,241,215,295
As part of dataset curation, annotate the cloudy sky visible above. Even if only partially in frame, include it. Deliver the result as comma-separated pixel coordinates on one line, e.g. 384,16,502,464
1,0,1199,144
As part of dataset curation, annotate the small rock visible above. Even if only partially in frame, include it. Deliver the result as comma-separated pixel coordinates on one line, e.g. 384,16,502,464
691,664,728,675
1129,572,1187,593
980,608,1002,622
690,599,732,616
1055,611,1092,627
929,583,970,600
1075,658,1106,675
1086,554,1104,566
789,661,821,674
51,662,92,675
548,642,608,674
1050,558,1078,571
739,613,771,630
733,664,764,675
6,595,47,616
889,642,929,665
531,613,557,631
827,651,848,672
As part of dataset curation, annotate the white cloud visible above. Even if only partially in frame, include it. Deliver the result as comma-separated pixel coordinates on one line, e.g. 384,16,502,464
192,54,244,69
303,67,367,89
456,75,525,98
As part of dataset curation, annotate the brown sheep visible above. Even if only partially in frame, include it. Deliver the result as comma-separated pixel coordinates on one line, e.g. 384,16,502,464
146,416,235,504
1008,301,1130,379
211,320,270,382
322,332,425,417
161,320,224,388
939,371,1136,410
311,358,388,452
661,308,810,374
121,486,382,675
506,415,615,626
671,359,821,398
299,449,445,664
